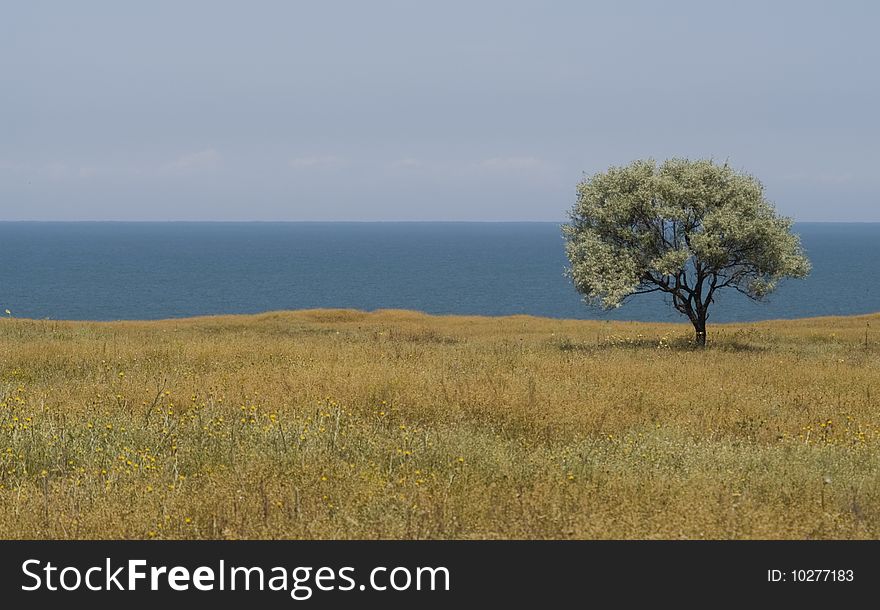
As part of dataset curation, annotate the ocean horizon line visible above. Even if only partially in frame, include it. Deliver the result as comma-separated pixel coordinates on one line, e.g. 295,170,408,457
2,219,880,225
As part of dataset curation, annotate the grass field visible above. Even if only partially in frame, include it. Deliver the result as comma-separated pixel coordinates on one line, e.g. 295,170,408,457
1,309,878,539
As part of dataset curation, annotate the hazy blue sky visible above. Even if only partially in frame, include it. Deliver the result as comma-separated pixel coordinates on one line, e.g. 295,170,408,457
2,1,878,221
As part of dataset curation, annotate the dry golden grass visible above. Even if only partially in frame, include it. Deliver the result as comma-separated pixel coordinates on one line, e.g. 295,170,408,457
1,309,879,539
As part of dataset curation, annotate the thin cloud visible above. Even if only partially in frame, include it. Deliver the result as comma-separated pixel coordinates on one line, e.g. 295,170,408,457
288,155,346,170
388,158,424,170
78,166,101,178
0,160,29,174
46,162,70,180
163,149,221,174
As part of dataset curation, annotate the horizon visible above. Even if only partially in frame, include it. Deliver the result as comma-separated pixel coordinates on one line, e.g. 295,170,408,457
1,219,880,225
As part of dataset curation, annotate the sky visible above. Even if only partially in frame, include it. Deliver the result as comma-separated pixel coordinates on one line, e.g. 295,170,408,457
2,0,879,221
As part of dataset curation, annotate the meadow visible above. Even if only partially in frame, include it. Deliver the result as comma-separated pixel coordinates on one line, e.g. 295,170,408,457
1,309,878,540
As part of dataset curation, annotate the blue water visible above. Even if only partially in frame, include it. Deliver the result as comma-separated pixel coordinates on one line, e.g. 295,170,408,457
0,222,876,322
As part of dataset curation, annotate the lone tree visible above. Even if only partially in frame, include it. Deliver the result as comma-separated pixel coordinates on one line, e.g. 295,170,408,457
563,158,810,346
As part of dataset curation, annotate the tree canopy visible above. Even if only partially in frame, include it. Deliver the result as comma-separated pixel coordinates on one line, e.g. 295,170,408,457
563,158,811,345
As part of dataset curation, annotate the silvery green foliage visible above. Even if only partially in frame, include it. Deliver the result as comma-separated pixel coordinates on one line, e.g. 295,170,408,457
563,159,811,328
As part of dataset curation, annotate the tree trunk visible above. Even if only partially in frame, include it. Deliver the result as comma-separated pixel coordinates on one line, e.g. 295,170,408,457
693,316,707,348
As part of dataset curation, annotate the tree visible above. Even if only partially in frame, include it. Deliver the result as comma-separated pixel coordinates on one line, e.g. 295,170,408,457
563,158,811,346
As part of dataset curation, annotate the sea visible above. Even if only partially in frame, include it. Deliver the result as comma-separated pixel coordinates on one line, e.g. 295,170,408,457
0,222,876,323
